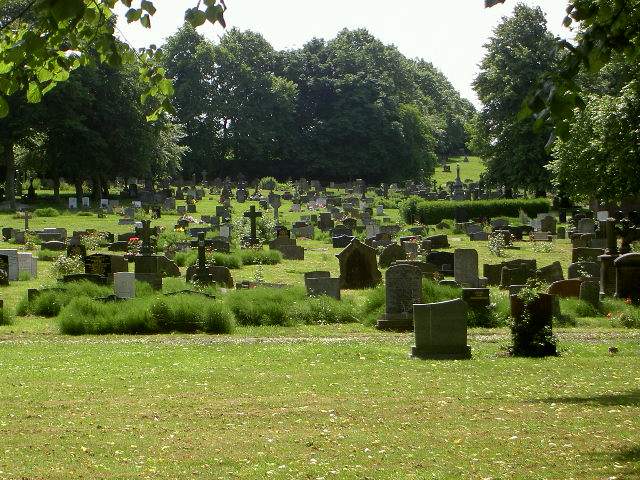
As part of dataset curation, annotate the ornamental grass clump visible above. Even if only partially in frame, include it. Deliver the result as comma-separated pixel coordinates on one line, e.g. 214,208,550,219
59,293,235,335
16,280,112,317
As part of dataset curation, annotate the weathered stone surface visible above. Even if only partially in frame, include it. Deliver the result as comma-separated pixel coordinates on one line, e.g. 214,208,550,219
411,299,471,359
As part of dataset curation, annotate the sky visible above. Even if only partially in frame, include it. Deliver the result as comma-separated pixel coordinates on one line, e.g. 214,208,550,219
115,0,572,107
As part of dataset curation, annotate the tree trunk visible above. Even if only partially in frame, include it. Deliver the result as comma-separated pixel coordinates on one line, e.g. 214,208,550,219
74,179,83,199
91,176,101,202
101,180,109,199
3,144,16,210
53,177,60,203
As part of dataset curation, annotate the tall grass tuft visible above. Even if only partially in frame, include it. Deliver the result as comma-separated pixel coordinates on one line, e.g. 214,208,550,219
224,286,305,326
359,284,386,326
237,248,282,266
291,295,358,325
33,207,60,217
0,307,12,325
17,281,113,317
59,293,235,335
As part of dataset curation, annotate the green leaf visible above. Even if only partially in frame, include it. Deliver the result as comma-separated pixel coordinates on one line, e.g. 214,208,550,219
125,8,141,23
141,1,156,15
140,14,151,28
185,8,207,27
51,0,86,22
158,78,174,96
37,68,53,83
0,95,8,118
0,62,13,75
26,82,43,103
121,0,132,6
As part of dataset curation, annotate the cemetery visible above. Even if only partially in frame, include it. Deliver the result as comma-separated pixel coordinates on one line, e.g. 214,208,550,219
2,1,639,478
0,171,638,479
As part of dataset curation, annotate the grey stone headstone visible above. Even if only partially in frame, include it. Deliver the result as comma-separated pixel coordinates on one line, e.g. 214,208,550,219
305,276,340,300
68,197,78,209
454,249,480,288
536,261,564,284
376,264,422,331
579,280,600,310
0,249,19,281
18,252,37,278
568,261,600,279
114,272,136,298
411,299,471,359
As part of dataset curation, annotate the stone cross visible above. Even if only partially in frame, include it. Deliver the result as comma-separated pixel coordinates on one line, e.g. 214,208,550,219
243,205,262,244
135,220,156,256
191,232,210,272
270,195,282,220
22,211,32,231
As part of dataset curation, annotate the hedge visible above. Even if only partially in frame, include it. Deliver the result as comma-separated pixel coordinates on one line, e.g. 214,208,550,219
400,197,551,224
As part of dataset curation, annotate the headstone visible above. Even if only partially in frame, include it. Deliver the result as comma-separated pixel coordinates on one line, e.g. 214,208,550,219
536,261,564,283
305,275,341,300
17,252,37,278
68,197,78,209
539,215,557,234
454,249,482,288
614,253,640,304
579,280,600,310
577,218,595,234
336,238,382,289
411,299,471,359
0,250,19,281
547,279,583,298
0,255,9,285
82,197,90,208
425,251,455,277
567,261,600,279
500,265,535,289
114,272,136,298
378,243,406,268
376,264,422,331
426,234,450,249
509,293,557,356
572,247,605,263
41,240,66,251
243,205,262,245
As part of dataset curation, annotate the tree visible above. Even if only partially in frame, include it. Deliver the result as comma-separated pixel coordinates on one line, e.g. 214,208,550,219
549,55,640,202
487,0,640,141
472,4,559,195
0,0,226,118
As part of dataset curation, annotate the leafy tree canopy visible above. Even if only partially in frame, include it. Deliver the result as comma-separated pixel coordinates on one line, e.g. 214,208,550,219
0,0,226,118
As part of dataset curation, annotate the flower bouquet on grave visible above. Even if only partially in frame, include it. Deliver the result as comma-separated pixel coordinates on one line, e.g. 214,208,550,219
127,237,141,255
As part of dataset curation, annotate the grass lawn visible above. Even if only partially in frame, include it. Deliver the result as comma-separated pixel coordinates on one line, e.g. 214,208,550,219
0,185,638,479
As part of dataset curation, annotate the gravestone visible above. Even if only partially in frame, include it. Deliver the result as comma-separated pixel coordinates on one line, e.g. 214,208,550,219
461,288,491,312
568,261,600,279
572,247,605,263
190,232,215,285
378,243,406,268
500,265,534,289
579,280,600,310
68,197,78,209
376,264,422,331
243,205,262,245
454,249,482,287
0,254,9,285
614,253,640,304
278,245,305,260
411,299,471,359
82,197,90,208
536,261,564,284
547,279,583,298
41,240,66,251
509,293,557,356
425,251,455,277
577,218,595,233
17,252,37,278
0,250,19,281
332,235,356,249
539,215,557,234
336,238,381,289
426,234,450,249
305,273,340,300
114,272,136,298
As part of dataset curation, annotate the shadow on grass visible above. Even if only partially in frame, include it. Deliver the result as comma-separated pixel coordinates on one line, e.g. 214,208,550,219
592,444,640,479
537,389,640,407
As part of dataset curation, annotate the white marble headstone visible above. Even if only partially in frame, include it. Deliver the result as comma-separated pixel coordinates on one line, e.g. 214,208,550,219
82,197,90,208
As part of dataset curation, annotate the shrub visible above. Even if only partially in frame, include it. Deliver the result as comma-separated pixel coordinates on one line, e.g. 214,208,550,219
508,283,558,357
49,255,84,278
33,207,60,217
81,231,108,251
238,248,282,266
602,298,640,328
401,198,551,224
59,293,233,335
18,281,113,317
76,211,94,216
173,250,196,267
291,295,358,325
224,286,305,326
258,176,278,190
0,307,12,326
207,252,243,269
157,231,189,255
